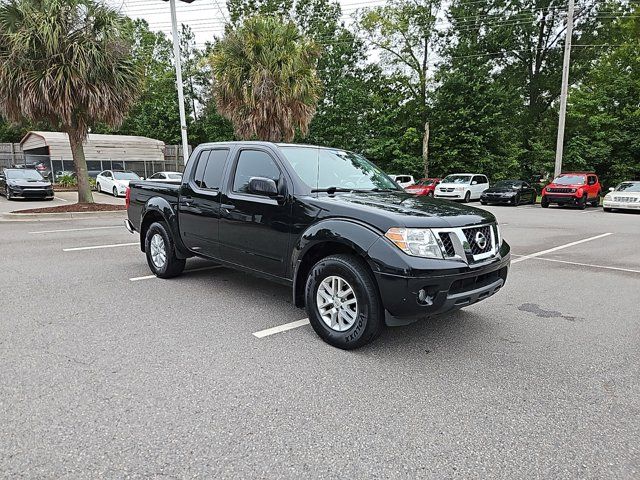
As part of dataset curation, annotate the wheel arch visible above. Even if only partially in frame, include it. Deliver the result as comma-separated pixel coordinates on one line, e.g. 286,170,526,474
139,198,191,258
291,219,381,308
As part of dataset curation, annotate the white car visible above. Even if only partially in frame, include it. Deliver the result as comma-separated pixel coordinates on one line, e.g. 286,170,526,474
96,170,141,197
146,171,183,182
434,174,489,202
389,175,415,189
603,181,640,212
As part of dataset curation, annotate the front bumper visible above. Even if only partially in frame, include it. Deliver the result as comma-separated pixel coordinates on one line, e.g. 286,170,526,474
543,194,581,204
9,187,54,199
434,192,464,200
372,247,510,326
603,200,640,210
481,195,517,204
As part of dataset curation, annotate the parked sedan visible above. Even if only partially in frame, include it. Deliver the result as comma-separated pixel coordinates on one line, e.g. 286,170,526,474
603,181,640,212
405,178,441,197
0,168,54,200
480,180,537,206
96,170,141,197
146,171,183,182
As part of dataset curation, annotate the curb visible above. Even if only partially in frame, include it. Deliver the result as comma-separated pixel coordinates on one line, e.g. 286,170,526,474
1,210,126,222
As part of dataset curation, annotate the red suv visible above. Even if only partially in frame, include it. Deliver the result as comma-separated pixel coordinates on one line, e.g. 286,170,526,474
541,172,601,209
405,178,441,197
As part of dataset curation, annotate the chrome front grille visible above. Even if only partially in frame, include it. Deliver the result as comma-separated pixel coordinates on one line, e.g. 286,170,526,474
433,223,499,264
614,196,637,202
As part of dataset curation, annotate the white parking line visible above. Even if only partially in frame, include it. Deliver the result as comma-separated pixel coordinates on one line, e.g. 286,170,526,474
129,265,224,281
528,257,640,274
54,196,68,202
253,318,310,338
63,242,138,252
511,233,613,264
30,226,121,234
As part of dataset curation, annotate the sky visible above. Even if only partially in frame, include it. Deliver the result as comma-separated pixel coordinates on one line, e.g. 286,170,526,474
107,0,389,48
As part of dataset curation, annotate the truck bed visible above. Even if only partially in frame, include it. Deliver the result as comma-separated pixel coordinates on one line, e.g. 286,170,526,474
127,181,180,231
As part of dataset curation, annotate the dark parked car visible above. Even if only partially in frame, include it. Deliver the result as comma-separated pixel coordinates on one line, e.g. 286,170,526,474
1,168,54,200
125,142,510,349
13,161,51,180
480,180,537,206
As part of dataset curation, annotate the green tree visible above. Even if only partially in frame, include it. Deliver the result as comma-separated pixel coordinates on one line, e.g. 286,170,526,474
0,0,140,203
357,0,441,176
209,14,321,142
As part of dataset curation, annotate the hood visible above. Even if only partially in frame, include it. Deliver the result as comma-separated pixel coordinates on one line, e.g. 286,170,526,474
607,190,640,198
306,191,495,230
436,182,470,189
547,182,584,189
484,186,518,194
8,179,51,188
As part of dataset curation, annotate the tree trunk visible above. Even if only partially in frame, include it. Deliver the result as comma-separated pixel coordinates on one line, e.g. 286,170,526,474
68,132,94,204
423,121,430,178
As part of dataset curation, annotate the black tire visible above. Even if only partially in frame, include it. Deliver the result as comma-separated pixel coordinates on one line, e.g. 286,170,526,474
590,195,600,207
463,191,471,203
541,197,549,208
513,194,521,206
603,207,612,212
113,187,118,197
532,193,537,204
427,191,434,197
480,200,487,205
144,221,186,278
96,183,101,193
6,188,12,201
578,194,587,210
305,254,384,350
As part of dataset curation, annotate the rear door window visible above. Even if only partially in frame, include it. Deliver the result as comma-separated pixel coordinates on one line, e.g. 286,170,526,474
193,151,210,188
201,150,229,190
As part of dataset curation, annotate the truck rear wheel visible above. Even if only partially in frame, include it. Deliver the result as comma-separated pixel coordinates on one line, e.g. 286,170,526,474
145,221,185,278
305,254,384,350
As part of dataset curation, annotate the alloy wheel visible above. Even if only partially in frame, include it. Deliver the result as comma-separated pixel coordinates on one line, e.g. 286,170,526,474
316,275,358,332
150,233,167,269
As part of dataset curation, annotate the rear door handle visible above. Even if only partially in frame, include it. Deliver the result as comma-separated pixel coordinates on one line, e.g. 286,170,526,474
180,196,193,207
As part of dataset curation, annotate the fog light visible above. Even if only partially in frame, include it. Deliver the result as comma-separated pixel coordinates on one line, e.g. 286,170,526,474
418,288,434,306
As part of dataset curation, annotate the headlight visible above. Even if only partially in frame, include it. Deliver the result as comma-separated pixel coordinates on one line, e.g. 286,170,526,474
454,186,464,191
385,227,443,259
505,191,516,196
495,222,502,248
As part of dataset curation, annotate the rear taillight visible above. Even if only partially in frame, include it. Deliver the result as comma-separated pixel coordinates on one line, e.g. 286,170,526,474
36,164,46,170
125,186,131,209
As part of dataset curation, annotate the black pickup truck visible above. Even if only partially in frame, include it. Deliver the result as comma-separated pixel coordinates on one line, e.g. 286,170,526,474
125,142,510,349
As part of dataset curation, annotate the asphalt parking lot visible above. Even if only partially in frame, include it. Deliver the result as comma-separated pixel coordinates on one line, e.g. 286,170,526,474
0,191,124,214
0,200,638,478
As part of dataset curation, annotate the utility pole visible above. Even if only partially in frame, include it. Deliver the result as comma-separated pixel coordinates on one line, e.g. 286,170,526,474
166,0,193,164
554,0,575,179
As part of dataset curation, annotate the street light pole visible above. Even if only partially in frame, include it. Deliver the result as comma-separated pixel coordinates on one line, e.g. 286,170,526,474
168,0,190,164
554,0,575,179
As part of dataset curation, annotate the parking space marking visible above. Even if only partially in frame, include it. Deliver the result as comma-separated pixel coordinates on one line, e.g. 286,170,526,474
53,196,69,202
511,233,613,264
528,257,640,274
129,265,224,281
253,318,310,338
63,242,138,252
30,226,122,234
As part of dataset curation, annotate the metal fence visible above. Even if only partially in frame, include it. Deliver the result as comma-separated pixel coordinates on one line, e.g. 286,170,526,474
0,154,185,183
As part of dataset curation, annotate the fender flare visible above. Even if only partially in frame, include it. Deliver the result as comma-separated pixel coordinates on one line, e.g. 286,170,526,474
291,219,382,307
140,197,191,259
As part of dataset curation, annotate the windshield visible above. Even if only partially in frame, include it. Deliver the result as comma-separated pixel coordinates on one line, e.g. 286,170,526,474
441,175,472,184
615,182,640,192
553,175,585,185
5,169,44,180
113,171,140,180
280,146,400,191
495,180,521,188
415,179,435,186
167,173,182,180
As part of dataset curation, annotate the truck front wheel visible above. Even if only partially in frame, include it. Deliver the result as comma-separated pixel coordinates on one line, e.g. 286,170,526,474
144,222,186,278
305,254,384,350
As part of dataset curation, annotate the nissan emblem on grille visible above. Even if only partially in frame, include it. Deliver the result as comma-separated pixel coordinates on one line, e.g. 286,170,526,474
475,231,487,249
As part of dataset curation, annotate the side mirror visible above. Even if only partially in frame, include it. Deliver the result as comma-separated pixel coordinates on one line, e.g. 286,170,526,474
248,177,278,197
472,181,478,185
609,187,615,192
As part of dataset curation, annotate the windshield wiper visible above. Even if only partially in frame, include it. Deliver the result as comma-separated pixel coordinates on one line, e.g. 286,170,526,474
312,187,366,194
370,188,397,192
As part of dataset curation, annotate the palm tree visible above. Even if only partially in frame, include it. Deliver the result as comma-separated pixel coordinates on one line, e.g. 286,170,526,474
0,0,140,204
209,15,321,142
